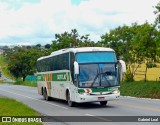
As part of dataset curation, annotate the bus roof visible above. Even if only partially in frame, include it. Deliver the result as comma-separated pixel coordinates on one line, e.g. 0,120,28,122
37,47,115,61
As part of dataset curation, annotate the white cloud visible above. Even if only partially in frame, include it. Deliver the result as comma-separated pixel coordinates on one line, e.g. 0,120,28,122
0,0,159,46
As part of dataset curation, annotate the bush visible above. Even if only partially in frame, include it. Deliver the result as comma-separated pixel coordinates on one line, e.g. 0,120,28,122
14,78,23,85
124,70,134,82
120,81,160,99
14,78,37,87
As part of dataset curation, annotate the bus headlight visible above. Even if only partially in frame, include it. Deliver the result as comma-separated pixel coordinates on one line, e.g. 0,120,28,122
79,92,90,95
112,90,119,94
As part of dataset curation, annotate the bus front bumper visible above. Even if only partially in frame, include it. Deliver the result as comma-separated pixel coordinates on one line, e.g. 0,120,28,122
75,92,120,103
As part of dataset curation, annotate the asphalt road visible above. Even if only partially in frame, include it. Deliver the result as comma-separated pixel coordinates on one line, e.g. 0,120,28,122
0,84,160,125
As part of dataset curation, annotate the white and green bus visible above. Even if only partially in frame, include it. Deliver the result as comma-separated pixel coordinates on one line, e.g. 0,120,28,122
36,47,120,107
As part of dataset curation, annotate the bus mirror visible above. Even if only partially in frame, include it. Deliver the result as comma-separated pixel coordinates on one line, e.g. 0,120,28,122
74,61,79,75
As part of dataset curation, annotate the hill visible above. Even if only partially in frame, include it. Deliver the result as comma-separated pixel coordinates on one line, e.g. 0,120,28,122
0,54,15,82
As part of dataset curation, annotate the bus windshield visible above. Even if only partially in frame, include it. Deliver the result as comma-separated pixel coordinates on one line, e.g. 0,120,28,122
78,64,119,88
76,52,119,88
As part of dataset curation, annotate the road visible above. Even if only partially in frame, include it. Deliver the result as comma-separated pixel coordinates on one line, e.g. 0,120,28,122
0,84,159,125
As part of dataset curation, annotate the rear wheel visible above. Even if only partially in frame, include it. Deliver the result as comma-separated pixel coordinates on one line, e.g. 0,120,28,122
100,101,107,106
67,92,75,107
43,88,50,101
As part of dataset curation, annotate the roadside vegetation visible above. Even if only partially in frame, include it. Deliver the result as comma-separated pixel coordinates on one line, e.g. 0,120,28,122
120,81,160,99
14,79,37,87
0,54,15,81
0,97,41,125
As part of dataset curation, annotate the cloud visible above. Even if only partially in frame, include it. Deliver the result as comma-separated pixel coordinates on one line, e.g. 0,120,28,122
0,0,159,46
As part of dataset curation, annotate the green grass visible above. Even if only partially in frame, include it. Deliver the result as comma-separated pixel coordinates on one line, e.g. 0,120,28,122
0,97,41,125
14,79,37,87
120,81,160,99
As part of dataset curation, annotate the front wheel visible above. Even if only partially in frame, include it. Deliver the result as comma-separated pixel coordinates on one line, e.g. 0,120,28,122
100,101,107,106
67,92,75,107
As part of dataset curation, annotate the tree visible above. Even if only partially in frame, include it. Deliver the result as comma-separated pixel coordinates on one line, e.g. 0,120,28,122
154,2,160,26
101,25,133,60
36,44,41,48
50,29,95,51
7,46,44,81
101,22,160,81
131,22,160,81
2,46,12,57
45,44,51,49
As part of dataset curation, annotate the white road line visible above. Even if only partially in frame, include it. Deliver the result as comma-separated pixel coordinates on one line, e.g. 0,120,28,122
0,89,68,110
85,113,94,116
121,96,160,101
85,114,112,122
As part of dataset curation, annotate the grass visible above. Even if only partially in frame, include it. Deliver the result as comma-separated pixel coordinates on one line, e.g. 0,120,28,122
0,97,42,125
120,81,160,99
132,63,160,81
14,79,37,87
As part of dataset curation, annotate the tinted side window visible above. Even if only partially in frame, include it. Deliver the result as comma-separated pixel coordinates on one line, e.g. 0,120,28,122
37,52,70,72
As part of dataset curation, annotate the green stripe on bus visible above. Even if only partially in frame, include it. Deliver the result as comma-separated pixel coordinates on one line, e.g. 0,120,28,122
91,88,109,92
78,88,109,93
78,89,85,93
37,72,70,82
52,72,70,81
78,87,119,93
37,74,45,81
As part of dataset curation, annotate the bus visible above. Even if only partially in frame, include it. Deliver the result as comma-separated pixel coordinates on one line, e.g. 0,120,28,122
36,47,120,107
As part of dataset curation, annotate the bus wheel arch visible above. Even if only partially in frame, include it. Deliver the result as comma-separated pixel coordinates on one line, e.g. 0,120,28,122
66,89,75,107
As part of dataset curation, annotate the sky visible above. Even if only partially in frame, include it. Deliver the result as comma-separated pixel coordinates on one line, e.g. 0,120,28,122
0,0,159,46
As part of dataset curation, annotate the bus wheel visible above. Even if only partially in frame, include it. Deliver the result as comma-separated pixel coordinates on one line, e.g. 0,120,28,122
100,101,107,106
67,92,75,107
43,88,50,101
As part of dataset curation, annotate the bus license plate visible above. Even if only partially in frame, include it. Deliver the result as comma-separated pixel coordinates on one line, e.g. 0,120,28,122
98,97,105,101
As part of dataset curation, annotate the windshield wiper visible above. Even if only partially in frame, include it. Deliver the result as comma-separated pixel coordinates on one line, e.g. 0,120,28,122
91,72,111,87
101,72,112,86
